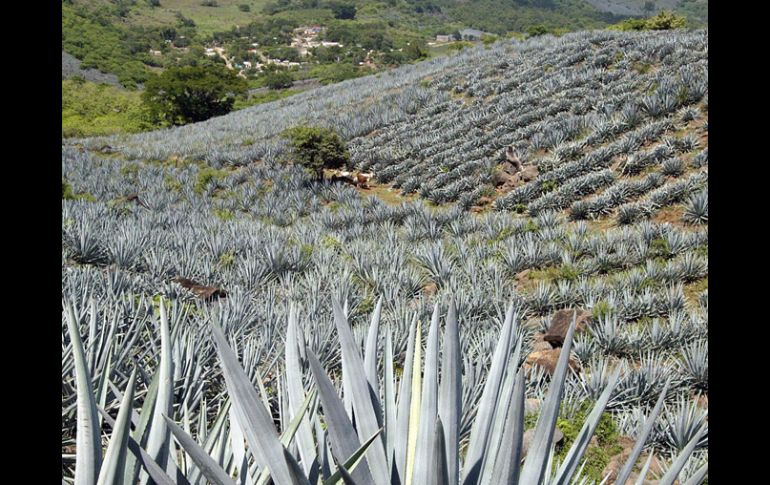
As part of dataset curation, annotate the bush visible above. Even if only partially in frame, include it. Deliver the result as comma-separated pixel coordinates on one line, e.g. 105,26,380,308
238,3,250,12
610,11,687,31
282,126,349,178
263,70,294,90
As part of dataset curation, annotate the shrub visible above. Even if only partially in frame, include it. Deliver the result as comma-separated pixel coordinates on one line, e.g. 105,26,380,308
263,70,294,90
282,126,349,179
238,3,250,12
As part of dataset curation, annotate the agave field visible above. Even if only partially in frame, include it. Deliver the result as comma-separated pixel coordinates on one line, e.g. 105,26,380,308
62,29,708,484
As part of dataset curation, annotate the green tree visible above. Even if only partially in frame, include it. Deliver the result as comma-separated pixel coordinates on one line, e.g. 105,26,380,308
282,126,349,178
142,66,248,125
263,70,294,89
330,2,357,20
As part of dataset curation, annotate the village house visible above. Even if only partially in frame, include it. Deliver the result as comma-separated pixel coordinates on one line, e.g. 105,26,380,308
435,34,452,43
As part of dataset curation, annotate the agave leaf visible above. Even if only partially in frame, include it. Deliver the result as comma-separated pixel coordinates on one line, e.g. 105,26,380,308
307,349,375,485
383,325,397,471
145,301,174,471
210,324,295,485
433,418,448,485
462,303,516,485
124,363,160,484
65,301,102,485
98,407,178,485
518,310,578,484
331,299,389,485
479,351,519,485
658,422,708,485
336,463,358,485
394,316,418,482
363,296,383,389
553,365,622,485
438,301,461,485
413,305,441,485
164,416,237,485
405,320,422,485
286,307,317,475
633,452,656,485
489,366,525,485
682,462,708,485
615,379,672,485
229,405,250,485
255,389,319,485
324,428,384,485
96,368,137,485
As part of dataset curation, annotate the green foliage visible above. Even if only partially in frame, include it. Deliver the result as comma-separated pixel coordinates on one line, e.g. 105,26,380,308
541,180,559,193
233,89,300,110
201,0,219,7
480,34,498,46
650,237,671,258
62,80,155,138
308,63,364,85
591,300,613,320
238,4,251,12
555,404,623,482
62,179,97,202
62,3,150,88
330,2,357,20
610,11,687,31
218,250,236,267
282,126,349,178
263,70,295,90
213,208,235,221
632,62,652,74
142,66,248,125
195,167,227,194
526,24,550,37
558,263,580,282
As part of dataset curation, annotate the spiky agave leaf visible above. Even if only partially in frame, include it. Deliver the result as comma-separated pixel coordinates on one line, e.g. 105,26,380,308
463,303,517,485
518,311,578,484
438,301,461,485
210,324,298,485
65,301,102,485
163,416,237,485
412,305,441,485
306,349,376,485
332,299,390,484
96,368,137,485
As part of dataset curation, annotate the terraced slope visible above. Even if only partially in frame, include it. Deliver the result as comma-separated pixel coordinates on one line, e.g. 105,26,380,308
62,29,708,484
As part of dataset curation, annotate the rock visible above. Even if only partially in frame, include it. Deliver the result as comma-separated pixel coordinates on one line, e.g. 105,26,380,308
172,277,227,301
600,436,637,484
525,348,580,375
499,161,519,175
532,341,553,352
525,398,541,415
544,309,593,347
492,169,514,187
476,196,493,205
522,426,564,457
519,164,539,182
514,269,532,286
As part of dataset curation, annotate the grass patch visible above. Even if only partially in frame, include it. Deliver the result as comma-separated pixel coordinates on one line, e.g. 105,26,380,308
62,79,156,138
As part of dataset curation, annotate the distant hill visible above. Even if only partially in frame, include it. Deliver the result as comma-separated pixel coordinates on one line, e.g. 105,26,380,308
62,51,122,87
585,0,707,24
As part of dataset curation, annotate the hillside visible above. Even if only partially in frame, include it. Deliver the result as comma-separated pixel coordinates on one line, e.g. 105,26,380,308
62,29,708,484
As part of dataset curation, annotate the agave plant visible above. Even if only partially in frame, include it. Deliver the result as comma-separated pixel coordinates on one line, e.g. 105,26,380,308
63,295,707,485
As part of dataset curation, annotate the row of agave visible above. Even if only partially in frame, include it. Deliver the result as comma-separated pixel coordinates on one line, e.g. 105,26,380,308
65,30,707,213
64,294,707,485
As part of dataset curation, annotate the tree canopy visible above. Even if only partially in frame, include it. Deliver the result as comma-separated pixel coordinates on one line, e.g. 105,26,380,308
282,126,349,178
142,66,248,125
